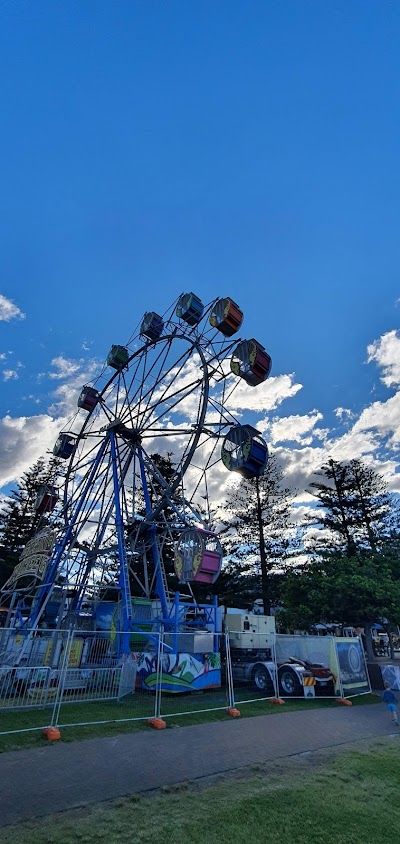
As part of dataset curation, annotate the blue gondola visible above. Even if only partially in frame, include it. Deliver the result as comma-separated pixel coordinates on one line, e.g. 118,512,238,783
221,424,268,478
176,293,204,326
53,432,77,460
140,311,164,341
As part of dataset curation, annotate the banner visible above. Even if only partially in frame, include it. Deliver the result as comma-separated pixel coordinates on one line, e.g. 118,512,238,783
335,638,370,695
381,664,400,691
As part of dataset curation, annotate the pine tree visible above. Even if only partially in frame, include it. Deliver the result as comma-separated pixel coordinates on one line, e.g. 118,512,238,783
220,454,294,614
308,458,394,554
0,456,63,589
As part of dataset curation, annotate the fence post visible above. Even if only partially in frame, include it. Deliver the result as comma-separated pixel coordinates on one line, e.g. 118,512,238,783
50,629,74,731
148,628,166,729
225,631,240,716
271,631,280,699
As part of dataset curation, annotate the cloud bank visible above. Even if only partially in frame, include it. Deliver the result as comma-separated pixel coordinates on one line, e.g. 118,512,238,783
0,330,398,505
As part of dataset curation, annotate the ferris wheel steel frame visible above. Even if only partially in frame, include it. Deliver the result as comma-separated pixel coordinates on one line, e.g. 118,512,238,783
2,293,272,650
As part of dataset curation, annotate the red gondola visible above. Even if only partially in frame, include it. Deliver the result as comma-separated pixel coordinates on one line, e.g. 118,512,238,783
34,485,58,514
209,297,243,337
230,338,272,386
77,386,100,412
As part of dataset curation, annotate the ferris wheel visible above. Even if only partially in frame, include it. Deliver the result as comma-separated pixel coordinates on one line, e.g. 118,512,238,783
3,293,272,638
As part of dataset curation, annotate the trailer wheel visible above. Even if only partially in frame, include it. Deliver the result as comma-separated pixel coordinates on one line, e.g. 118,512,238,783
252,664,274,694
278,667,303,697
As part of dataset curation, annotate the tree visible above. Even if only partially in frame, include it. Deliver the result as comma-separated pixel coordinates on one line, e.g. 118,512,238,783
308,458,394,555
279,550,400,660
0,456,63,589
280,458,400,657
220,454,294,614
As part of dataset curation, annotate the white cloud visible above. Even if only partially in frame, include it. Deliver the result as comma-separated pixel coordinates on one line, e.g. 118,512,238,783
0,414,60,487
225,373,303,415
2,369,19,381
367,330,400,388
334,407,355,421
48,356,82,380
0,294,25,322
269,411,325,446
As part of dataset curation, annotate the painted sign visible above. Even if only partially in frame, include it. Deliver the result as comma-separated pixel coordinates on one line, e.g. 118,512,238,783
6,528,55,586
134,650,221,694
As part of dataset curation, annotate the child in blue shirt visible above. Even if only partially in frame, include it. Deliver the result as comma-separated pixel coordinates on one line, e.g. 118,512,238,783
382,682,399,726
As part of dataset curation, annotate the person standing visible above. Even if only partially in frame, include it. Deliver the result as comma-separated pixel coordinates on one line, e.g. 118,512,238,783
382,682,399,726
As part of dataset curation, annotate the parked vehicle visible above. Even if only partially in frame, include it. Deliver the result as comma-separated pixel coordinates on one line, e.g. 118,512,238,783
224,611,322,697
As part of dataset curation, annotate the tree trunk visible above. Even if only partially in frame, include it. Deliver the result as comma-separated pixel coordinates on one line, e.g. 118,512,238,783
364,622,375,662
256,477,270,615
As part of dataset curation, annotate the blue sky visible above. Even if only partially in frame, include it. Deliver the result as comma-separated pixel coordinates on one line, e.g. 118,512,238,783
0,1,399,503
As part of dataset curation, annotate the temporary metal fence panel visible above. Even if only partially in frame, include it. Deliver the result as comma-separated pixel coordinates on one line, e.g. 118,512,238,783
0,628,73,742
0,628,74,712
157,631,231,721
0,626,69,671
54,629,158,729
230,631,279,707
275,634,340,699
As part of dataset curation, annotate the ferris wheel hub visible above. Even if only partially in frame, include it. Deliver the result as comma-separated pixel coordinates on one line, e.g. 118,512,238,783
103,419,142,446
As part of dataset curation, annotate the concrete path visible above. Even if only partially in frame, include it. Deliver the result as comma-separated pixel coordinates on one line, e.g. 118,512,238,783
0,703,397,827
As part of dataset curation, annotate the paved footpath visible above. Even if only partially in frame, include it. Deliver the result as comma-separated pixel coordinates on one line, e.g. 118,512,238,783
0,704,397,827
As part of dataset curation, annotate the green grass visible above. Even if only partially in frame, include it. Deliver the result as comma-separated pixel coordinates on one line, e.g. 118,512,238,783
0,692,379,753
2,741,399,843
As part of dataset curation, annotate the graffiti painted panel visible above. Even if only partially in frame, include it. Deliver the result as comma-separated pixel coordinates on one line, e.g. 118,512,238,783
135,651,221,694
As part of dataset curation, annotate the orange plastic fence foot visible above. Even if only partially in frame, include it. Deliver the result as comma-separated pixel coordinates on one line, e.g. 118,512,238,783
269,697,285,705
42,726,61,741
148,717,167,730
227,707,241,718
335,698,352,706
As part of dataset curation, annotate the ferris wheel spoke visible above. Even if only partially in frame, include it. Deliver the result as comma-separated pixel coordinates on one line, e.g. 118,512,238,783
127,338,175,428
187,437,221,503
135,340,200,430
141,377,203,433
67,454,111,513
119,337,174,427
141,428,195,438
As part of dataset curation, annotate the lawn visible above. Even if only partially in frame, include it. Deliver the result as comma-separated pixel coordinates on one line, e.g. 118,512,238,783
2,741,399,844
0,692,378,753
